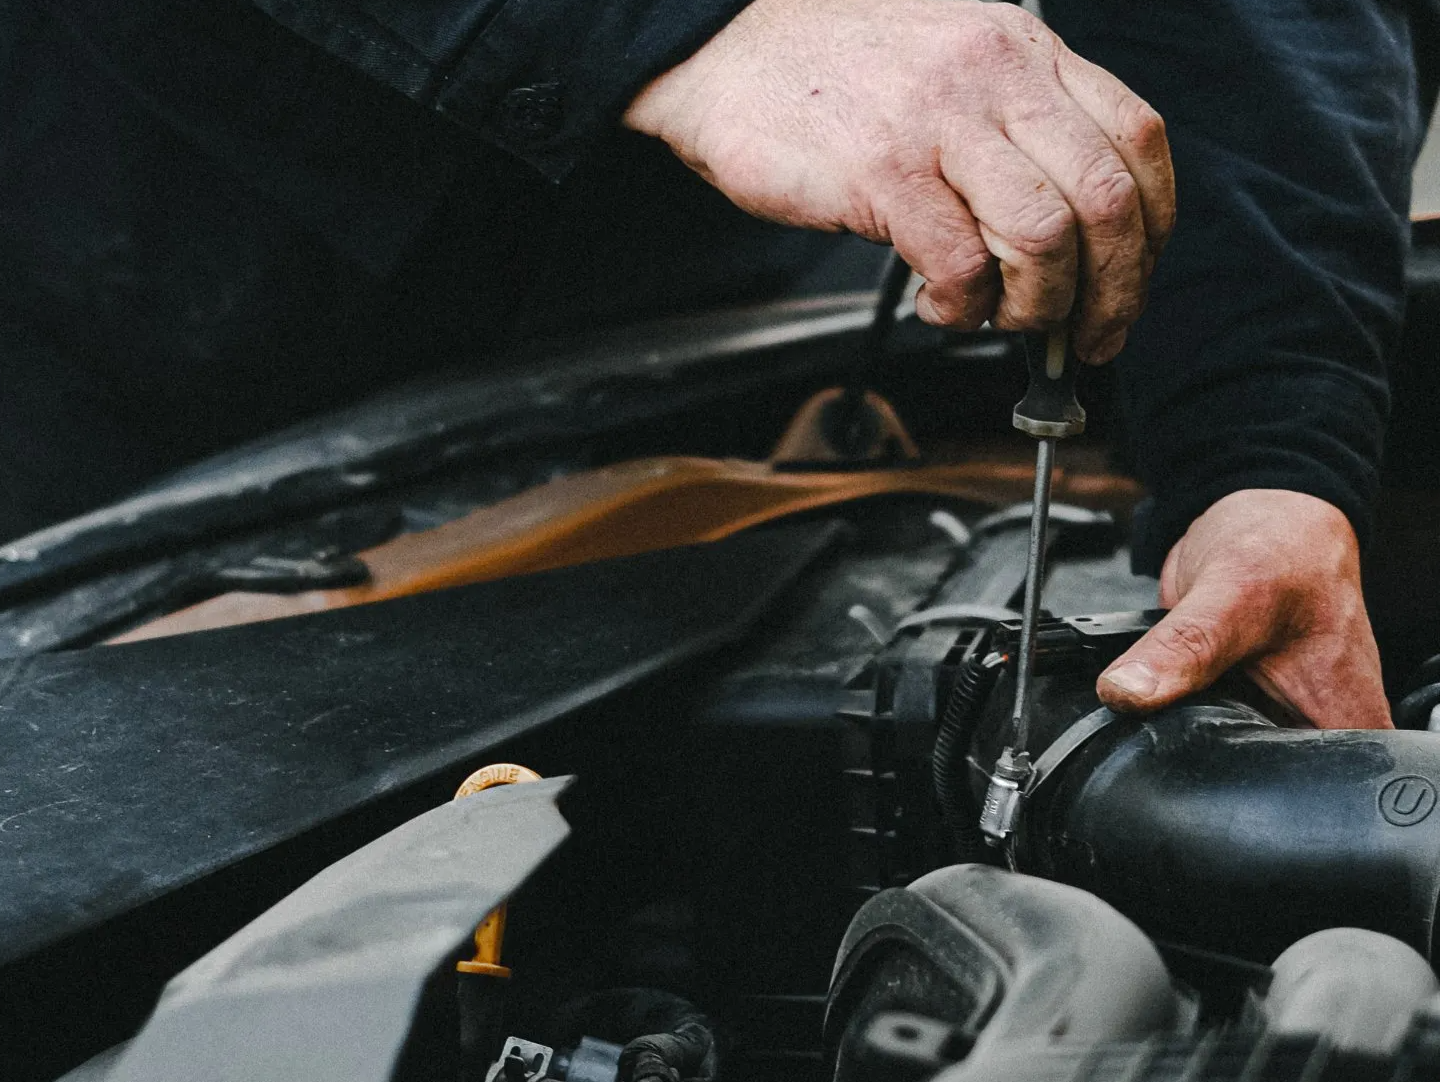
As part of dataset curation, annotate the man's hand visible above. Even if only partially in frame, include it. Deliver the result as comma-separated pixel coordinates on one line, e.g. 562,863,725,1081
1097,490,1391,729
623,0,1175,363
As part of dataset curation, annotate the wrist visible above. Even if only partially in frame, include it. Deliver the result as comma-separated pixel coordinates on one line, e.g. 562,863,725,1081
1161,489,1363,628
621,0,758,140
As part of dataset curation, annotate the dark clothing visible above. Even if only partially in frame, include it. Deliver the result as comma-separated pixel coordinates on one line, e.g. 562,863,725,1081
0,0,834,539
1,0,1436,568
1047,0,1440,572
245,0,750,184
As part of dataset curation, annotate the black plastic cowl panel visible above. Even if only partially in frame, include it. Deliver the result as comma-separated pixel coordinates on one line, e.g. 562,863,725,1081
0,524,841,967
0,524,842,1082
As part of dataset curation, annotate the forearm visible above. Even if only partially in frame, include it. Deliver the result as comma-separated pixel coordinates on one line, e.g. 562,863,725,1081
1044,0,1429,574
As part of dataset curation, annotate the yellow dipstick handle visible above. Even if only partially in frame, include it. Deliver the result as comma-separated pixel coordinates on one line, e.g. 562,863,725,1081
454,763,542,977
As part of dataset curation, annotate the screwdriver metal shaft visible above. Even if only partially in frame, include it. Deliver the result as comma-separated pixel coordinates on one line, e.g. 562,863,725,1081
1010,435,1055,753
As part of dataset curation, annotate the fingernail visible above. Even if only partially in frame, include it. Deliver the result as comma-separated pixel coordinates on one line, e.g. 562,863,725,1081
1101,661,1158,699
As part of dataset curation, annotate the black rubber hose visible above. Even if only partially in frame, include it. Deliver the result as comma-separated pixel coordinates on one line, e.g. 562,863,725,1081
1394,682,1440,730
1022,706,1440,963
932,651,1004,861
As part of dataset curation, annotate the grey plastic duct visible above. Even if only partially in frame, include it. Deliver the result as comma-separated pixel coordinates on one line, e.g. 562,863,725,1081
1264,928,1439,1055
100,776,572,1082
826,864,1179,1071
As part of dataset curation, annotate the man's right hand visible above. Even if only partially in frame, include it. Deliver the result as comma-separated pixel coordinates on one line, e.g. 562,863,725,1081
623,0,1175,363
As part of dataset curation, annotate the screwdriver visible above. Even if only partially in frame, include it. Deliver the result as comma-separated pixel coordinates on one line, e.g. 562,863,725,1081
978,326,1086,847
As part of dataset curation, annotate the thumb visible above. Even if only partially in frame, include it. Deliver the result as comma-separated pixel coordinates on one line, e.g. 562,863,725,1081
1097,586,1260,713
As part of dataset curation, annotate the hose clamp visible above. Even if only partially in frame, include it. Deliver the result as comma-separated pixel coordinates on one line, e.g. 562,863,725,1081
977,706,1121,848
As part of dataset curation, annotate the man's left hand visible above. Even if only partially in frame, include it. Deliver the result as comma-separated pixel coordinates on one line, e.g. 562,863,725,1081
1096,489,1391,729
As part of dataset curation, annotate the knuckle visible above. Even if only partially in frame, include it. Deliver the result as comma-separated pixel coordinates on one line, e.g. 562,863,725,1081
993,295,1067,331
1226,537,1288,584
935,241,994,288
918,298,963,329
1007,198,1076,258
916,290,966,328
951,19,1020,71
1156,620,1218,667
918,255,996,327
913,289,944,326
1074,162,1139,228
1118,100,1168,153
988,307,1027,332
984,2,1044,36
1330,591,1369,635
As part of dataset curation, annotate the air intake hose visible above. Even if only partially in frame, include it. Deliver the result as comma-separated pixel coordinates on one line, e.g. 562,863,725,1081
1016,702,1440,963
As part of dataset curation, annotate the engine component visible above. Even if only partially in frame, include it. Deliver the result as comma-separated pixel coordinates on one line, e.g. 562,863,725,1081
618,1022,716,1082
1263,928,1439,1055
843,1010,1440,1081
828,868,1440,1082
844,1012,968,1082
490,1038,560,1082
1396,655,1440,730
485,1036,624,1082
1019,702,1440,963
556,1037,628,1082
0,522,840,1082
543,989,719,1082
925,610,1440,964
824,864,1181,1082
931,651,1004,861
113,456,1051,643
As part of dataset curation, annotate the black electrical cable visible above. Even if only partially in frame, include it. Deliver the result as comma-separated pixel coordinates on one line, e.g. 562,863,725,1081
824,251,913,456
932,650,1005,861
858,249,913,371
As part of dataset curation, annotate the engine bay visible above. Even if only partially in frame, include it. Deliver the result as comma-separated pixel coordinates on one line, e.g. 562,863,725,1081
3,252,1440,1080
32,494,1440,1082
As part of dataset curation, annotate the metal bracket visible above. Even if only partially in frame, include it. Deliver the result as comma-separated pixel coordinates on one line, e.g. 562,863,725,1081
486,1038,555,1082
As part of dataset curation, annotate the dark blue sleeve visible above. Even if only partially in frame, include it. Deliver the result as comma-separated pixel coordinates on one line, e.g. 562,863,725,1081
1043,0,1434,574
246,0,753,179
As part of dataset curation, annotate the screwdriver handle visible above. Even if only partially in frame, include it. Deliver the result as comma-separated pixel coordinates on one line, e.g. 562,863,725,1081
1014,328,1086,439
